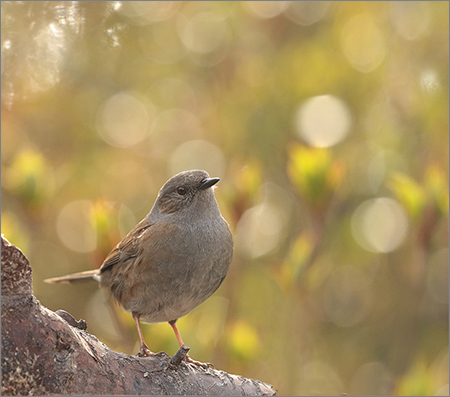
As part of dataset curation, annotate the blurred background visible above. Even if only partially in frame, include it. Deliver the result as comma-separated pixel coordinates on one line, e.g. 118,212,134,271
1,1,448,395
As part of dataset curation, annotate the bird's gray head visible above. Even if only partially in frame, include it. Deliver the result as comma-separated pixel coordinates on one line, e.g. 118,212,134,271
152,170,221,217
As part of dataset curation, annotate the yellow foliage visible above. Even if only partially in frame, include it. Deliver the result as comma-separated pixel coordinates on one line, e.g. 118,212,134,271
425,166,449,216
395,358,435,396
388,172,427,222
0,212,29,254
389,167,449,222
3,148,54,207
287,144,345,208
91,200,115,236
228,320,260,361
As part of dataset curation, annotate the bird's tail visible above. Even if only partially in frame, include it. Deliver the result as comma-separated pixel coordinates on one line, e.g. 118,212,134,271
44,269,100,284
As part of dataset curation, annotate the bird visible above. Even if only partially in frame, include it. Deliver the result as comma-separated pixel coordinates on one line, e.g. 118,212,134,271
45,169,234,367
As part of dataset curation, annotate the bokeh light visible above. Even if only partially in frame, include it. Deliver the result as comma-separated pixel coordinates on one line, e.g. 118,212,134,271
350,362,394,395
122,1,181,25
390,1,431,41
56,200,97,253
295,95,352,148
169,139,226,177
97,92,153,148
351,197,409,253
420,69,441,93
341,13,386,73
2,39,12,51
236,183,291,259
236,203,284,258
178,11,228,54
242,1,290,20
300,361,345,395
284,1,330,26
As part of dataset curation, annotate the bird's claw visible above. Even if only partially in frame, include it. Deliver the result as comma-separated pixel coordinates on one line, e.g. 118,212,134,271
136,346,169,358
184,353,214,368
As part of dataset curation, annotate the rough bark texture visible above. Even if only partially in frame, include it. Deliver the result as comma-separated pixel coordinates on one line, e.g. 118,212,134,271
1,236,276,396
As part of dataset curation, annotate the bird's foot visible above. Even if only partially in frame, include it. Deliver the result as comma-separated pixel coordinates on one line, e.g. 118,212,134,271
184,353,214,369
136,343,169,358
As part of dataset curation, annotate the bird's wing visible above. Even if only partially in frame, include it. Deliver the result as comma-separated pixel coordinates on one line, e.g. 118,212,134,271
100,219,153,273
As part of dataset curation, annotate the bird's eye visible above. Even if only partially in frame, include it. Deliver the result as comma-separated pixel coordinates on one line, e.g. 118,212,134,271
177,186,186,195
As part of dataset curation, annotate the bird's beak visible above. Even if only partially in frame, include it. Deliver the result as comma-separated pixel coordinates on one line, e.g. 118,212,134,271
200,177,220,190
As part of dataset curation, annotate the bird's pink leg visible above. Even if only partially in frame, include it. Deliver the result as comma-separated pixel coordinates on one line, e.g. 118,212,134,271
168,320,212,368
134,315,157,357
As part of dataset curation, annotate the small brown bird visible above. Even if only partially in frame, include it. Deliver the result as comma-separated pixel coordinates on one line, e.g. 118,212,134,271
45,170,233,366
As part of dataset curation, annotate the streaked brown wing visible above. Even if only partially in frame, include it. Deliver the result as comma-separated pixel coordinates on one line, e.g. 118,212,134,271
98,221,181,307
100,219,152,273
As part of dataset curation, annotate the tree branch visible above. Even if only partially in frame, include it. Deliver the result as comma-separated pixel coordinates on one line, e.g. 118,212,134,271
1,236,276,396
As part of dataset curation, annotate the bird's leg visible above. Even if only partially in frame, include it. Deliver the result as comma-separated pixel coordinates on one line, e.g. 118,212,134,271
168,320,213,368
169,319,185,347
134,314,157,357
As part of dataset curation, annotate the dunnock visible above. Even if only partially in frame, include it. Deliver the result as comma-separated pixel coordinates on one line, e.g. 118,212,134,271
45,170,233,366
